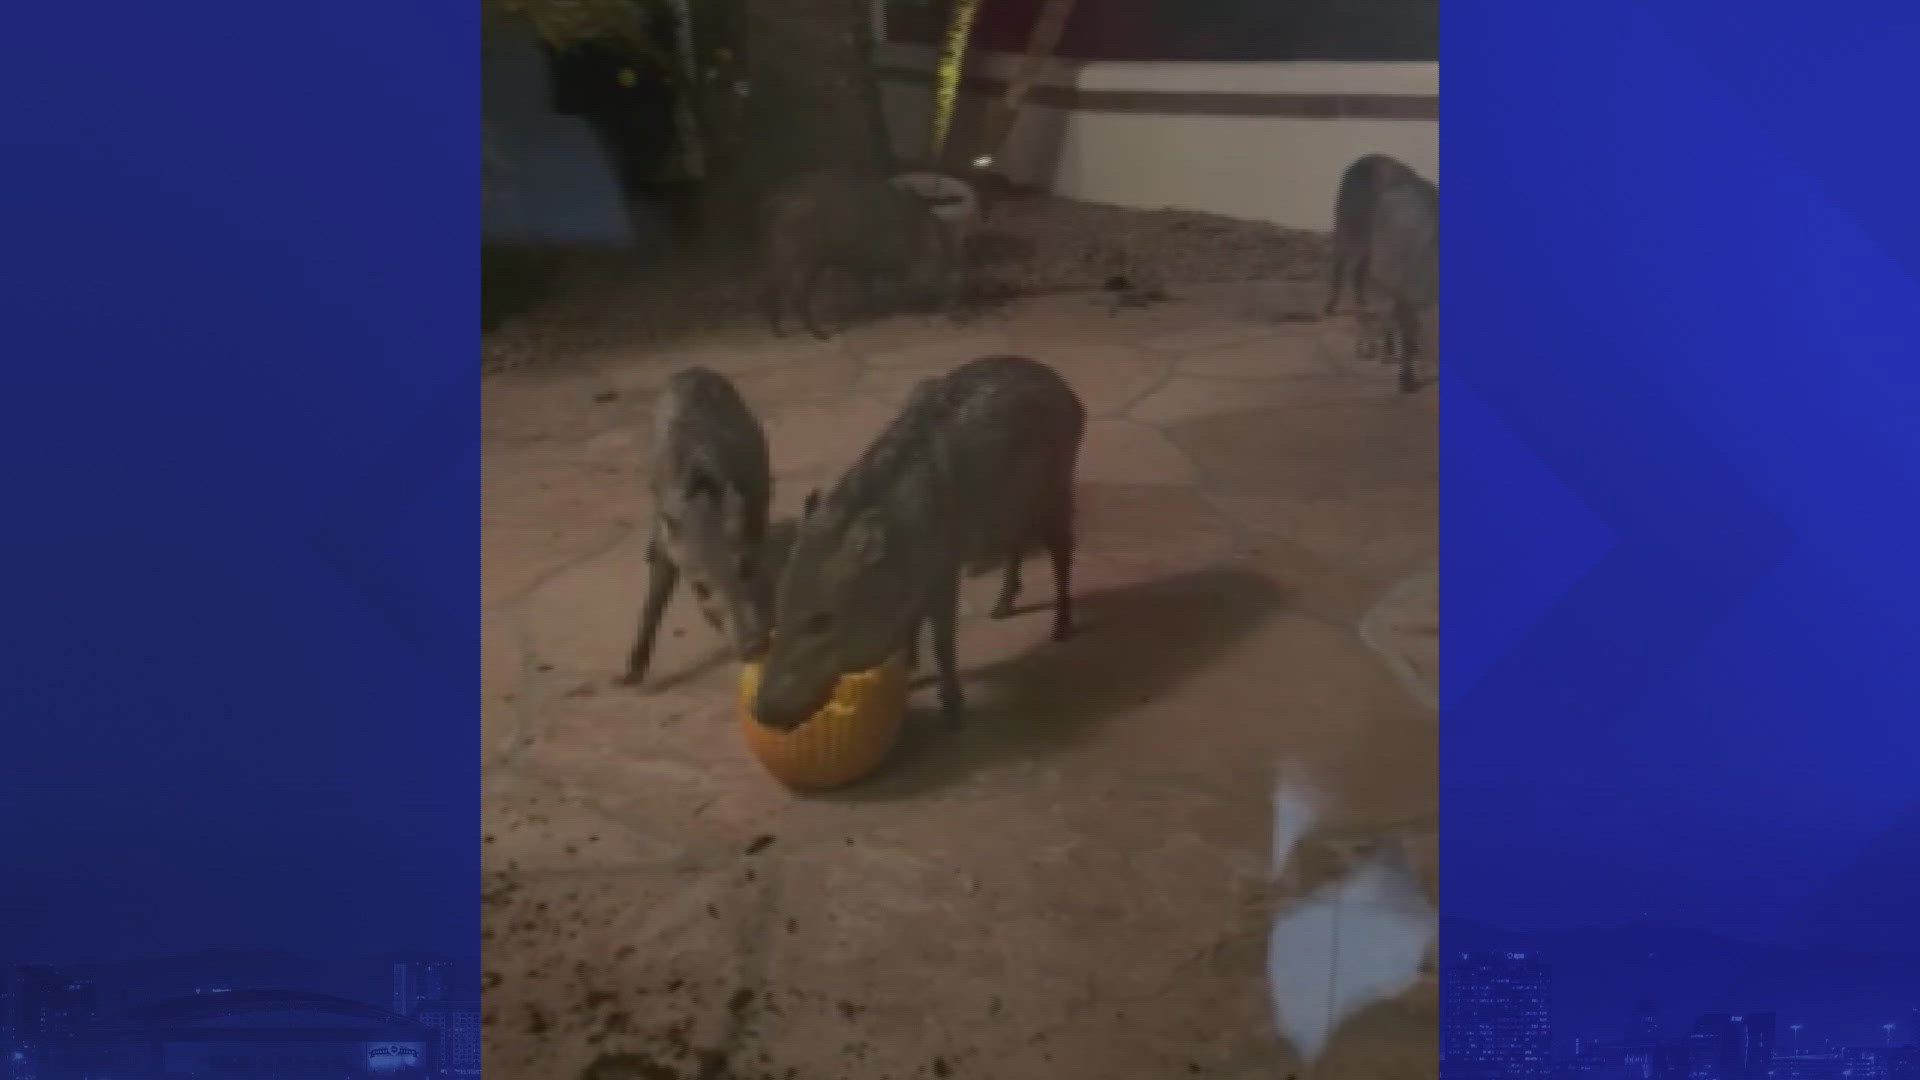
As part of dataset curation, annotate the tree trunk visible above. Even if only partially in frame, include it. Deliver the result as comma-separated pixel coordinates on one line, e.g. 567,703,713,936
661,0,706,180
741,0,891,190
928,0,983,167
849,0,897,169
682,0,755,246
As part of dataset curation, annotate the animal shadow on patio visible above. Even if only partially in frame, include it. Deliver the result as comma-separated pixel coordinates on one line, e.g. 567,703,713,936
831,564,1285,800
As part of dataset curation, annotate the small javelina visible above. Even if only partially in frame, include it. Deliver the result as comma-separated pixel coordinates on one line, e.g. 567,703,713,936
760,169,961,340
1324,153,1427,315
751,355,1085,729
1362,172,1439,393
622,367,774,687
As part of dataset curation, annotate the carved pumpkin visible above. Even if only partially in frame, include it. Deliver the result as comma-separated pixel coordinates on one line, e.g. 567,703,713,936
737,654,909,791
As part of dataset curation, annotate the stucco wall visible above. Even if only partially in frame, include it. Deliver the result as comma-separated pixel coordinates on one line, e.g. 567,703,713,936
877,44,1438,231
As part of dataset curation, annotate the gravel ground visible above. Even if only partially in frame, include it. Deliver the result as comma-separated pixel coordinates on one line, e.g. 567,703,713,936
482,194,1330,374
974,194,1328,295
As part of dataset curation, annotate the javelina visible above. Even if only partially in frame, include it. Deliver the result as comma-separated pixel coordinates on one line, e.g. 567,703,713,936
751,355,1085,729
1362,172,1439,393
1324,154,1428,316
622,366,773,686
760,169,962,340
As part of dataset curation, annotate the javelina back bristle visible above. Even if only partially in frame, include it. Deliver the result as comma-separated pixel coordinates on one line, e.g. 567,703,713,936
752,355,1085,730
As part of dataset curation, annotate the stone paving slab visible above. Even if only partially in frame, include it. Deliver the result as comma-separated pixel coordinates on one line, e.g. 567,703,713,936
1360,564,1441,710
483,287,1438,1079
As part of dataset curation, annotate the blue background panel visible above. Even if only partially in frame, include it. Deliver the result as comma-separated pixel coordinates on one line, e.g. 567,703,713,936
0,0,476,974
1445,0,1920,1061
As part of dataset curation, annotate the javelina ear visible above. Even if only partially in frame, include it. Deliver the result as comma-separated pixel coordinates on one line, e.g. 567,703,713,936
846,508,890,567
802,488,821,520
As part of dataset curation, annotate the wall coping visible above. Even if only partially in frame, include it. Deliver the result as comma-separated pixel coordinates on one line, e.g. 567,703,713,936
874,44,1438,119
875,43,1438,94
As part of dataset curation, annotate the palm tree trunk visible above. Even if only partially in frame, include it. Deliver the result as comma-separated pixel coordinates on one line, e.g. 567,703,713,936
928,0,983,165
661,0,706,180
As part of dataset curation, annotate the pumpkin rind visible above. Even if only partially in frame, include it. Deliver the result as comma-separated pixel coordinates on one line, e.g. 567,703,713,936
737,655,909,790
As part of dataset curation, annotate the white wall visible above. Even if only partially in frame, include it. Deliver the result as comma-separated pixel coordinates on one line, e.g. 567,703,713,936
876,44,1438,231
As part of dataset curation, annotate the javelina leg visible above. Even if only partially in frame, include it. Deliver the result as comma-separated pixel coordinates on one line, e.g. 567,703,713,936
1046,500,1075,641
928,576,965,725
844,274,876,337
990,553,1023,619
798,265,833,340
947,286,972,326
944,261,973,326
1395,303,1422,393
622,541,679,686
904,617,920,671
763,280,786,338
1356,308,1385,360
1325,247,1347,314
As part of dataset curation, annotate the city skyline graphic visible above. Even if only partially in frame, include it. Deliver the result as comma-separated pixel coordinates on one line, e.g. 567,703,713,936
1439,934,1920,1080
1,950,478,1080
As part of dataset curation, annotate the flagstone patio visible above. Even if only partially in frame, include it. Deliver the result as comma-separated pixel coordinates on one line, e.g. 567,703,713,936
482,281,1438,1080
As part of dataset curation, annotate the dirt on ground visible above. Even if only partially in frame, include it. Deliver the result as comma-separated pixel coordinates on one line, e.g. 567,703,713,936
481,194,1434,1079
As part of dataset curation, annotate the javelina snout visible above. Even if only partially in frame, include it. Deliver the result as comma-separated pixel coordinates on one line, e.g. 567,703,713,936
624,367,774,687
752,500,918,729
751,643,840,731
756,356,1084,728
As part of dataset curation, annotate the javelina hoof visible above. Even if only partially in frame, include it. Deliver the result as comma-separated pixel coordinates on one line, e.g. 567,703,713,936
618,667,647,688
989,600,1016,620
936,679,966,726
1399,372,1421,393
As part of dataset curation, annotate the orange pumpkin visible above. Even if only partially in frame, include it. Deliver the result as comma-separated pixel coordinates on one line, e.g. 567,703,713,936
737,654,909,791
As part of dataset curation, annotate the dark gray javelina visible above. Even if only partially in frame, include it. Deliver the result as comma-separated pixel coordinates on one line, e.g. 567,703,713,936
1324,153,1428,316
751,355,1085,730
622,366,774,686
760,169,962,340
1362,171,1439,393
